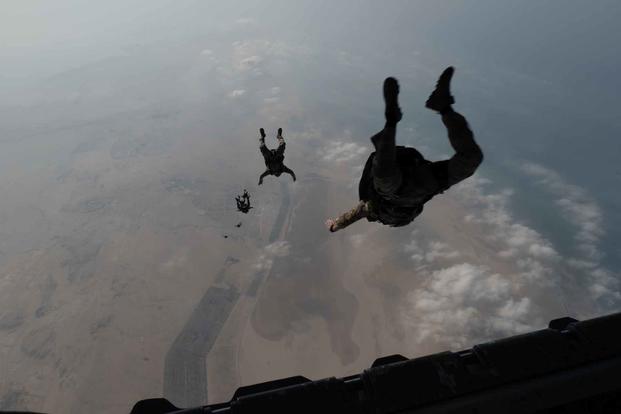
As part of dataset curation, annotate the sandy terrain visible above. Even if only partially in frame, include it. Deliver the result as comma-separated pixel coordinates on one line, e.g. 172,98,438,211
0,107,571,413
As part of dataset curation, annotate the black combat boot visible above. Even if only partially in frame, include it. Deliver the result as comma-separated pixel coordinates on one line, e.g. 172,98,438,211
425,67,455,114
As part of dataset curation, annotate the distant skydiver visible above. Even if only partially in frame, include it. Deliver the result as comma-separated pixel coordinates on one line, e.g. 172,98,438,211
235,189,252,213
325,67,483,232
258,127,297,185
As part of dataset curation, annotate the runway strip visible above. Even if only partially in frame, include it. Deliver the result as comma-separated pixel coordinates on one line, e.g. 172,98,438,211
163,181,290,407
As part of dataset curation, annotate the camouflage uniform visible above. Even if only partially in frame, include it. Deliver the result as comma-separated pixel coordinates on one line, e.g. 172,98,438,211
329,200,374,231
235,190,252,213
259,131,296,183
329,110,482,232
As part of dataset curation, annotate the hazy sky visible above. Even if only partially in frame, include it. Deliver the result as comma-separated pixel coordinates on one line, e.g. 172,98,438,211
3,1,620,89
7,0,616,258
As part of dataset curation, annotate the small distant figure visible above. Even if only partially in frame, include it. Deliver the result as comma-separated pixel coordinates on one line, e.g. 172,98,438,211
235,189,253,214
326,67,483,232
258,127,296,185
235,222,242,228
223,234,229,239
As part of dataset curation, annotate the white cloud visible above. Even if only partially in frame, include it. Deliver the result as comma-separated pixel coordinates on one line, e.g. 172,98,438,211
404,238,426,266
349,234,366,248
453,177,559,269
521,162,603,259
404,263,538,349
401,175,574,349
404,236,461,267
229,42,262,73
254,241,291,271
518,162,619,308
462,170,616,308
567,259,598,270
231,40,293,69
400,162,618,350
320,140,367,163
406,177,560,294
426,241,461,262
228,89,246,98
212,39,312,89
265,241,290,257
239,55,262,68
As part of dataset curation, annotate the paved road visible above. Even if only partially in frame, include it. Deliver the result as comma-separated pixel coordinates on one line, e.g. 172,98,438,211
162,284,239,407
163,181,290,407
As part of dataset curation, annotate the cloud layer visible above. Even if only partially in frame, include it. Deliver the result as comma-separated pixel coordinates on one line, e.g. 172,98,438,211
405,263,536,349
319,140,367,164
254,241,291,271
402,165,619,350
521,162,604,260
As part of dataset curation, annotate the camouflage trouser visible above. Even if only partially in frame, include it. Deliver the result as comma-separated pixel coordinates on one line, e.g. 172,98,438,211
433,110,484,191
371,110,483,197
330,200,373,232
260,135,285,163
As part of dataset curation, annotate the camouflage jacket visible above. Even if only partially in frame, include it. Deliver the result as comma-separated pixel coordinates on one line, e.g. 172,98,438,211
359,147,446,227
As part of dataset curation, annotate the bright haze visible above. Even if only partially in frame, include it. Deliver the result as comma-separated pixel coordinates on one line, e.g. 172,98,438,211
1,1,619,412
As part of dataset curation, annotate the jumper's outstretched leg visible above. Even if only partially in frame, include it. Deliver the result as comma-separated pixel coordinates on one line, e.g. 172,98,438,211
370,77,403,198
426,67,483,189
275,127,286,157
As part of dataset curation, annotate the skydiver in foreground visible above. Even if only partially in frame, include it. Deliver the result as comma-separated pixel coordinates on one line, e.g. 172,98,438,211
326,67,483,232
258,127,297,185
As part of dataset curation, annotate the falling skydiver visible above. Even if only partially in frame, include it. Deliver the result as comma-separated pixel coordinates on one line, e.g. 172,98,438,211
258,128,297,185
326,67,483,232
235,189,252,213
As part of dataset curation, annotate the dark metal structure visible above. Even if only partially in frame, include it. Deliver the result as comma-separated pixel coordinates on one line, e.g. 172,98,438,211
130,312,621,413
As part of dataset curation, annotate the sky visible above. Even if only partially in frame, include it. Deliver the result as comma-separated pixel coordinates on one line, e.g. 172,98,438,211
0,1,620,412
